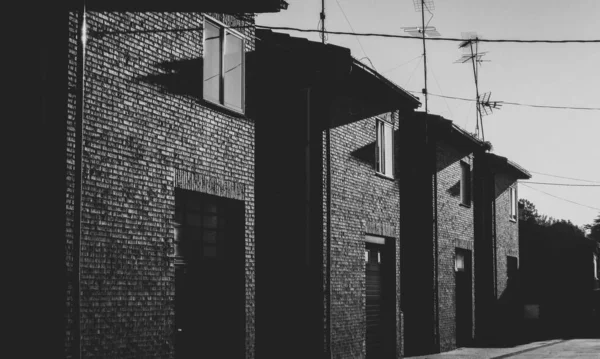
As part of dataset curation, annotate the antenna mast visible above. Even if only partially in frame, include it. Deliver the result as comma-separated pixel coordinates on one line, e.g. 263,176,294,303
421,0,428,113
409,0,437,113
455,33,501,142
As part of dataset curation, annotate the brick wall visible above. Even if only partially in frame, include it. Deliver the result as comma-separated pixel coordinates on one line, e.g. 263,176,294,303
326,113,401,359
435,141,475,352
492,173,520,340
66,12,256,358
494,173,520,298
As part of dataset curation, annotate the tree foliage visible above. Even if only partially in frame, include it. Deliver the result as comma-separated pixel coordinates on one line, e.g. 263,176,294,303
518,198,586,237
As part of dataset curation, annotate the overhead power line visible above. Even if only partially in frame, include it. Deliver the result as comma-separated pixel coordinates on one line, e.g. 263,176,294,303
521,181,600,187
520,183,600,211
255,25,600,44
409,91,600,111
529,171,600,184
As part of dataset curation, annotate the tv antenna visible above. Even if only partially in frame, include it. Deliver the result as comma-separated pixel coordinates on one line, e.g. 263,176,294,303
479,92,503,116
454,32,494,141
408,0,440,114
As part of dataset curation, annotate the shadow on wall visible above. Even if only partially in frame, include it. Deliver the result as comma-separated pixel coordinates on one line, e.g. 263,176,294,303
138,58,204,99
350,141,375,166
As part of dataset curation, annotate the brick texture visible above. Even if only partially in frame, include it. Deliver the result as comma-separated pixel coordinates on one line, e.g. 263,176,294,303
326,113,401,359
66,12,256,358
435,142,475,352
491,173,520,340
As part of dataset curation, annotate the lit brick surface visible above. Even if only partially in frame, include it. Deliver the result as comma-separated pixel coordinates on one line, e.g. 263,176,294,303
66,12,256,358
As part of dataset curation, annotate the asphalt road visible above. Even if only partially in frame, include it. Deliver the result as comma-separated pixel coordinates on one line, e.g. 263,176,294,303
405,339,600,359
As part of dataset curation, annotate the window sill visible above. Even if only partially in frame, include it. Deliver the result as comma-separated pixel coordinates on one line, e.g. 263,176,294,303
202,98,247,119
459,202,471,209
376,172,395,181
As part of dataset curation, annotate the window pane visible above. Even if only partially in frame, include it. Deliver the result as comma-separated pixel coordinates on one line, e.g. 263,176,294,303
186,212,203,227
384,124,393,176
203,21,221,104
185,227,203,242
204,202,218,214
203,230,217,244
203,215,218,228
224,32,243,110
461,162,470,204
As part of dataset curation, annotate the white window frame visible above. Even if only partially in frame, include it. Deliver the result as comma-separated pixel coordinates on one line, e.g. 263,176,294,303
203,16,246,114
376,119,394,178
509,186,517,222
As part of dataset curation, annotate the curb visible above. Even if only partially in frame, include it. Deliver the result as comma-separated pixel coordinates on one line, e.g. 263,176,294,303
490,339,566,359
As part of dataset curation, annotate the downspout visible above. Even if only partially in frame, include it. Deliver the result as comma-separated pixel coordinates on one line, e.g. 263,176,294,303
73,5,87,359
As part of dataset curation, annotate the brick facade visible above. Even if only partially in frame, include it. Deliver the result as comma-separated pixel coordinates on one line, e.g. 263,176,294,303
327,113,401,358
473,153,529,345
435,142,476,352
400,114,487,355
66,12,256,358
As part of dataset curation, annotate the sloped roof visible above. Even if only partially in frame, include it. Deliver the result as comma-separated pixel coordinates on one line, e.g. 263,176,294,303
255,29,421,111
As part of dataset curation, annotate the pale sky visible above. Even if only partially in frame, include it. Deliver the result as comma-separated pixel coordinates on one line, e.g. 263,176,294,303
258,0,600,228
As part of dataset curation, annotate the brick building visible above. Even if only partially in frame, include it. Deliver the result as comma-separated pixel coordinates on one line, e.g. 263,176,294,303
399,113,491,355
59,4,285,358
252,30,420,358
35,4,532,357
473,153,531,345
397,114,530,355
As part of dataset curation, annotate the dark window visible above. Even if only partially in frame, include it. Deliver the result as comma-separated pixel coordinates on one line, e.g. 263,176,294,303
174,190,230,263
203,17,245,113
460,161,471,206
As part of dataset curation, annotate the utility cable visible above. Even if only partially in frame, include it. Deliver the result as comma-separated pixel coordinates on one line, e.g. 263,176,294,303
520,183,600,211
255,25,600,44
521,181,600,187
529,171,600,184
408,91,600,111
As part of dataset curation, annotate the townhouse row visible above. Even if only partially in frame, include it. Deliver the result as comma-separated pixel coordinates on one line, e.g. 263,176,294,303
56,8,530,359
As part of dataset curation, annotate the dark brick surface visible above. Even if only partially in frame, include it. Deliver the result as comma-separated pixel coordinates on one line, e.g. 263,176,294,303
66,12,256,358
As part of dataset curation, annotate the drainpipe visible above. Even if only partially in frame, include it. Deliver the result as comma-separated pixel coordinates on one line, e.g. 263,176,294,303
73,5,87,359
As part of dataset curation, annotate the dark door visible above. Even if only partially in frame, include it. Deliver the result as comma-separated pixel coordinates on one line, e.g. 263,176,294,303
366,242,385,358
174,190,245,359
455,249,473,347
